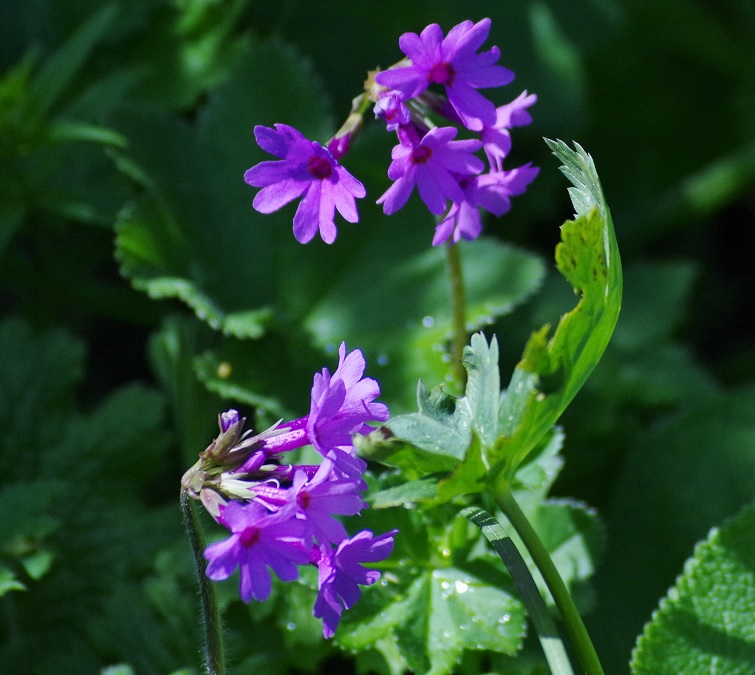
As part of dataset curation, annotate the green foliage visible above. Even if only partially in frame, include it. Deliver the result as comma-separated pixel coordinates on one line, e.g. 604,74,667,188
1,0,753,672
631,499,755,674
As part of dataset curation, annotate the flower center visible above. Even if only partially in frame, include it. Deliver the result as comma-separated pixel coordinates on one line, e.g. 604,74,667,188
411,145,433,165
297,490,311,509
239,526,261,547
308,155,333,180
429,61,455,86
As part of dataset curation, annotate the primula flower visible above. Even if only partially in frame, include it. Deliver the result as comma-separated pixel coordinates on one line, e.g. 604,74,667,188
290,461,366,545
245,124,366,245
307,343,389,457
375,18,513,131
377,126,484,215
432,164,540,246
312,529,398,638
481,90,537,172
204,501,308,602
374,91,411,131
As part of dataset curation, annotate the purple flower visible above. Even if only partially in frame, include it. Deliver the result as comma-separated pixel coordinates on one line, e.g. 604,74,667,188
377,126,483,215
312,529,398,638
204,501,308,602
291,461,366,545
481,90,537,172
375,19,514,131
374,91,411,131
307,343,389,458
244,124,366,244
433,164,540,246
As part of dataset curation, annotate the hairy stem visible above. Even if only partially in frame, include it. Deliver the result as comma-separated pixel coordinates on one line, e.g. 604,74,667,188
493,486,604,675
445,241,468,389
180,489,225,675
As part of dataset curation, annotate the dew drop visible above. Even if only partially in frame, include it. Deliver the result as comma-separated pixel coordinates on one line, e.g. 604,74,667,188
422,315,435,328
286,622,296,631
377,354,389,366
499,613,511,624
454,580,469,594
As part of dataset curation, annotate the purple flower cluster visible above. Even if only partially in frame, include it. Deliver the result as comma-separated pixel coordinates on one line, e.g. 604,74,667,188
183,344,395,638
374,18,539,245
245,18,537,246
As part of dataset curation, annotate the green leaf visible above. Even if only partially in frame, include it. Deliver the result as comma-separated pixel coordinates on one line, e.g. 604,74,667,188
462,332,501,451
113,38,333,333
490,141,622,476
366,477,442,509
373,382,472,478
28,3,118,121
631,499,755,674
589,384,755,672
306,235,545,411
0,565,26,597
338,566,526,675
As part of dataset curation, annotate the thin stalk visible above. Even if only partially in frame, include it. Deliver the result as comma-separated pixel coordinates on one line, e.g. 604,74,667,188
445,240,467,389
180,489,226,675
494,486,604,675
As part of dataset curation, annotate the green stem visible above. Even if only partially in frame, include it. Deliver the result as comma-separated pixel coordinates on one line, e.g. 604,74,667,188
445,241,467,389
180,489,226,675
494,486,604,675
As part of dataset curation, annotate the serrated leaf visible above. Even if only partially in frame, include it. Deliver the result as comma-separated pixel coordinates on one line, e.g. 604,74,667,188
591,384,755,671
462,333,501,450
490,141,621,476
306,234,545,410
113,38,333,333
381,382,472,475
339,566,526,675
631,499,755,674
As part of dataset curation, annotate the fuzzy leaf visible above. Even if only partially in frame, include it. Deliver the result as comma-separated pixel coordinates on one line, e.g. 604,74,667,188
631,499,755,674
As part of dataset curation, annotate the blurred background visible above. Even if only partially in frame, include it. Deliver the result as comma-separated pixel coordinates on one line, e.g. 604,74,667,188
1,1,753,673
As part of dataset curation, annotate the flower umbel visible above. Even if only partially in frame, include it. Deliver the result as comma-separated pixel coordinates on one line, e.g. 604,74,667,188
245,124,366,244
184,345,394,638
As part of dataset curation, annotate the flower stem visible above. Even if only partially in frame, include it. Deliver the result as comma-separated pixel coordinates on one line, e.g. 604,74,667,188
180,489,226,675
445,241,468,389
493,486,605,675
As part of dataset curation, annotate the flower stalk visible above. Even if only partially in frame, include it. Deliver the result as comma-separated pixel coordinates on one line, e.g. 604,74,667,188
446,239,468,389
180,488,226,675
493,485,605,675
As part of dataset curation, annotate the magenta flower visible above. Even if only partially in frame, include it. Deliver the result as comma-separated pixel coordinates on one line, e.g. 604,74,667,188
312,529,398,638
307,343,389,457
481,90,537,172
204,501,308,602
244,124,366,244
433,164,540,246
290,461,366,545
377,126,484,215
374,91,412,131
375,18,514,131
